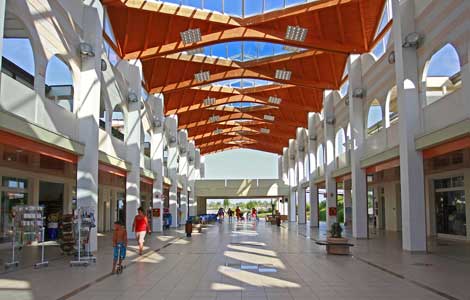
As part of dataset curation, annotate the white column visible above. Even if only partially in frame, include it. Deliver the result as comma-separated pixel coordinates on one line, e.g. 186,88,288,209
178,130,189,224
324,93,337,227
187,142,196,217
296,128,307,224
75,7,102,251
122,62,142,237
200,155,205,179
192,149,201,216
0,0,5,91
149,94,164,232
288,139,297,222
343,185,352,227
308,113,319,227
277,156,283,180
348,55,368,239
392,0,426,251
165,115,179,228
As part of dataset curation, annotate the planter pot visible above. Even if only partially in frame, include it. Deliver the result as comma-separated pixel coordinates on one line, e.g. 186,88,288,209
326,237,350,255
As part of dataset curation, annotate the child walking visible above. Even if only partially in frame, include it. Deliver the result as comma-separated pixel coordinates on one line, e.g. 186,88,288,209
112,221,127,274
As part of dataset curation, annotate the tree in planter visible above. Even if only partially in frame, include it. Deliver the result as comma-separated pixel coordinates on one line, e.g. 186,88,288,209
329,222,343,238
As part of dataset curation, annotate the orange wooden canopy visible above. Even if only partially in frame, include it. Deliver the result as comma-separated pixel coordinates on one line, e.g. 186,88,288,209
101,0,386,155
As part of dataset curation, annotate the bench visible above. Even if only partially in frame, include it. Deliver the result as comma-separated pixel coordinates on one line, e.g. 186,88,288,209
279,215,288,222
315,239,354,255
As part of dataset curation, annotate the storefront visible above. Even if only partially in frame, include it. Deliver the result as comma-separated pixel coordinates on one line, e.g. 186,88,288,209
0,132,77,243
97,165,126,233
424,148,469,241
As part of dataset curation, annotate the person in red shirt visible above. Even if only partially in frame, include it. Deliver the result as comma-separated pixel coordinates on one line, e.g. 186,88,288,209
132,207,150,255
235,206,241,221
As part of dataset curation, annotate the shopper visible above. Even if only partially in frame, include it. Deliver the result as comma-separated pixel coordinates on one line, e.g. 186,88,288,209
235,206,241,221
251,207,258,222
112,221,127,274
227,208,234,223
132,207,150,255
217,207,225,223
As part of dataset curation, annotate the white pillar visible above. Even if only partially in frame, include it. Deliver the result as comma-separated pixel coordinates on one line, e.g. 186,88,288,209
75,7,103,251
288,139,297,222
344,184,352,227
200,155,205,179
192,149,201,216
165,115,179,228
0,0,5,92
308,113,319,227
178,130,189,224
296,128,307,224
348,55,368,239
392,0,426,251
324,94,337,227
187,142,196,217
121,62,142,237
150,94,164,232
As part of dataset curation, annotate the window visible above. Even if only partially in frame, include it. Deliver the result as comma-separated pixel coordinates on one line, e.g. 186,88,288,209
385,86,398,127
335,129,346,157
367,99,383,135
339,81,349,98
424,44,461,105
371,0,392,59
2,177,28,189
45,55,74,112
2,37,35,89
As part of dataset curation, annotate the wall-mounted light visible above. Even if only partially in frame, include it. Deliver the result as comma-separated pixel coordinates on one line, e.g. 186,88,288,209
79,42,95,57
188,156,194,163
127,90,139,103
100,59,107,71
345,98,350,106
298,144,305,152
352,88,365,98
325,116,335,125
402,32,424,49
179,146,187,154
152,117,163,128
168,136,177,145
387,51,396,64
309,135,317,141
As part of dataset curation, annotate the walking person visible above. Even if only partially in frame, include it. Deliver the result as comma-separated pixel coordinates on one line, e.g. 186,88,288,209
235,206,241,222
227,208,234,223
112,221,127,274
132,207,150,255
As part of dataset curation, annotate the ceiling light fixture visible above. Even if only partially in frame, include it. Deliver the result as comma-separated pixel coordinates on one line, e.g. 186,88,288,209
186,47,205,55
79,42,95,57
285,25,308,42
194,70,210,82
263,114,275,121
203,97,216,106
180,28,202,45
260,128,270,134
275,69,292,81
208,115,220,123
268,96,282,105
213,128,223,135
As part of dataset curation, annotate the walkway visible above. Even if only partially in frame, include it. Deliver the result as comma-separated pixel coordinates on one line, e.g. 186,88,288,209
2,221,468,300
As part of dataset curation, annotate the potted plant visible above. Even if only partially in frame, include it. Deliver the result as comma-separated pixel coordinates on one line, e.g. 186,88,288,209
326,222,351,255
185,220,192,237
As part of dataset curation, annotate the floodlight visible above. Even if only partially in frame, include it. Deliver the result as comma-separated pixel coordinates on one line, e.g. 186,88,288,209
208,115,220,123
180,28,202,45
203,97,216,106
402,32,424,48
275,69,292,81
285,25,308,42
260,128,270,134
194,71,210,82
263,114,275,121
127,90,139,103
352,88,365,98
213,128,224,135
268,96,282,105
79,42,95,57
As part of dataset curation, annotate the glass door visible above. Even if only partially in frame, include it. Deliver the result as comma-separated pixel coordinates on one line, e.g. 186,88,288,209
435,176,466,237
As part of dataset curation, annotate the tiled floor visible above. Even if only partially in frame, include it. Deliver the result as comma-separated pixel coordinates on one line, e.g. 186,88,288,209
1,221,469,300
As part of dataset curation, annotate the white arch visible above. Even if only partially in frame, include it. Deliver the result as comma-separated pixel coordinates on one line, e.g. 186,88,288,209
423,43,462,106
45,55,74,112
335,128,346,157
367,99,383,135
385,86,398,128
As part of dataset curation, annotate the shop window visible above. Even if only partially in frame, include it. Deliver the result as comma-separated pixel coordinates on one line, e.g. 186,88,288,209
2,177,28,189
385,86,398,127
435,175,466,236
367,99,383,135
45,55,74,112
424,44,461,105
335,128,346,157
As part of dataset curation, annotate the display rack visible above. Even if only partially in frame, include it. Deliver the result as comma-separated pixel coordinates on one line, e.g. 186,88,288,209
60,214,75,255
70,206,97,267
5,206,44,269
